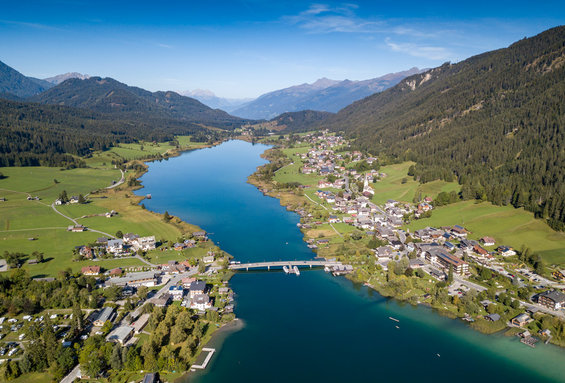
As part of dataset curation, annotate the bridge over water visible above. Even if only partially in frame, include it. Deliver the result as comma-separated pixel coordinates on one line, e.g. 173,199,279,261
228,260,342,271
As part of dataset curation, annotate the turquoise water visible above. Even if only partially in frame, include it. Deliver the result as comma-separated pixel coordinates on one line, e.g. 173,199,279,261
137,140,565,382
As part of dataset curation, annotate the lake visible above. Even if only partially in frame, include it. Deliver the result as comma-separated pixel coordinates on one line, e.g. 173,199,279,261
137,140,565,382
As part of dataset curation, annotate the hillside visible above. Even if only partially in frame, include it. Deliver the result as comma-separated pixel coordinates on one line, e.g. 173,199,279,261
323,26,565,227
0,98,213,167
0,60,53,98
31,77,249,129
231,68,423,119
270,110,333,132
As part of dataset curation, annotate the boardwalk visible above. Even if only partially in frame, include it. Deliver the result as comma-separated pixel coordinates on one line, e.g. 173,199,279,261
228,260,341,271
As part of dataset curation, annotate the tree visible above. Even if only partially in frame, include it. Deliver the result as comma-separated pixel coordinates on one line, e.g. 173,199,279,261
198,261,206,274
115,230,124,238
78,194,86,204
163,211,172,222
58,190,69,204
110,344,123,370
448,264,454,283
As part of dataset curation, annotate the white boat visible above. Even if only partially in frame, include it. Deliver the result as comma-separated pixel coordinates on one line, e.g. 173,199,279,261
293,266,300,276
389,317,400,322
283,266,289,274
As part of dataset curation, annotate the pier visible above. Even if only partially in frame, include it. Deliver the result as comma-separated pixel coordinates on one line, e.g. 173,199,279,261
228,260,342,271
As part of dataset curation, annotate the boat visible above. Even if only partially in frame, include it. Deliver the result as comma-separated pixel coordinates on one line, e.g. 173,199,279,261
389,317,400,322
283,266,289,274
293,266,300,276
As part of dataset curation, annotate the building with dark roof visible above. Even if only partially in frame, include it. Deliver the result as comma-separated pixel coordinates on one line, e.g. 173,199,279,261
425,250,469,275
538,290,565,310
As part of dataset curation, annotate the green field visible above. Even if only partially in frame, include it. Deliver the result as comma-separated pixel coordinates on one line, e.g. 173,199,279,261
371,162,460,204
406,200,565,265
274,147,323,186
0,141,203,277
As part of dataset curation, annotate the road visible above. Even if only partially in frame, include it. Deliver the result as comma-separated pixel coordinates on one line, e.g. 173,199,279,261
106,168,125,189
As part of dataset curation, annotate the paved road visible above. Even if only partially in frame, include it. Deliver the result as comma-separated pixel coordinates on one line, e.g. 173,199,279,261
51,202,115,238
106,169,125,189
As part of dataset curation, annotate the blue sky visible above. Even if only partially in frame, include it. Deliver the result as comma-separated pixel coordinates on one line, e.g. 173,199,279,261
1,0,564,98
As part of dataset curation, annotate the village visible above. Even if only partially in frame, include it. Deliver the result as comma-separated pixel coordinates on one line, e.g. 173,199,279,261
265,131,565,348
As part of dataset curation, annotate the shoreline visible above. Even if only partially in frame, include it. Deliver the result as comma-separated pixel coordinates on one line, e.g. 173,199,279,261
244,144,560,342
128,138,242,380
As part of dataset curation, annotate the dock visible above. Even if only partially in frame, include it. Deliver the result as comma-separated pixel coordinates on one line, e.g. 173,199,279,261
191,348,215,370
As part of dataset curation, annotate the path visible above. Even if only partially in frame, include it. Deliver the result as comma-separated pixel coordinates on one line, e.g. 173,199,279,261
304,194,343,237
229,260,342,270
106,168,125,189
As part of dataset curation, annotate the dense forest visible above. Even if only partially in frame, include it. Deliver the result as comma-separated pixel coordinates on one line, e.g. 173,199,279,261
321,26,565,227
271,110,333,133
30,76,248,130
0,99,213,167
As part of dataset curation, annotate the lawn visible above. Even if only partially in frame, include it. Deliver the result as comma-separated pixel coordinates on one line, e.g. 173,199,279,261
274,147,322,186
370,162,460,204
406,200,565,265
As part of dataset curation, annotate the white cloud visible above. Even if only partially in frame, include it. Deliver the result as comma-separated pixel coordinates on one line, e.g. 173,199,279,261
385,38,451,60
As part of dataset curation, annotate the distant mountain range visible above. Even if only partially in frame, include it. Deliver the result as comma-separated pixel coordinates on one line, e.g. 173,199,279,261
182,89,252,112
230,67,424,120
43,72,90,85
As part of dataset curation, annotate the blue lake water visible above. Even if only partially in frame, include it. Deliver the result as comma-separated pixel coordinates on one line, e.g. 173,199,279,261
137,140,565,382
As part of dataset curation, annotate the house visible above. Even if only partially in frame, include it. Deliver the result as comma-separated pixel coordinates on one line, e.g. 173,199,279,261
450,225,468,238
189,281,207,298
169,285,185,301
497,246,516,257
154,294,172,307
374,247,393,259
480,237,496,246
425,250,469,275
511,313,533,327
122,233,140,243
81,265,100,276
409,258,426,269
0,259,7,272
537,290,565,310
473,244,489,256
485,313,501,322
142,372,160,383
79,246,93,259
202,255,215,264
328,215,339,223
190,294,213,311
68,225,86,232
93,307,115,327
131,313,150,334
107,271,159,287
182,277,196,288
109,268,122,277
106,325,134,345
107,239,124,254
69,196,80,204
193,231,208,240
133,236,156,251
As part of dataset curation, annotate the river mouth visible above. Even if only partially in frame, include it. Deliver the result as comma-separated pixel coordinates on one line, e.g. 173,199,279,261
137,140,565,383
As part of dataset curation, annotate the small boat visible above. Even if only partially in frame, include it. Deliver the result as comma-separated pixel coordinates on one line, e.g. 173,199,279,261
293,266,300,276
395,325,400,329
283,266,289,274
389,317,400,322
436,354,441,357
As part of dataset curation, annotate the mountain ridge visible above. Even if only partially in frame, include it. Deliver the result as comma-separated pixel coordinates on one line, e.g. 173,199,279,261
231,67,424,119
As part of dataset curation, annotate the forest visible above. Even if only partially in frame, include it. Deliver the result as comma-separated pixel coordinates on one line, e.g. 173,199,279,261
321,26,565,227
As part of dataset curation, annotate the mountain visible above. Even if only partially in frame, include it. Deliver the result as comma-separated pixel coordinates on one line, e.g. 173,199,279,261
0,60,53,98
182,89,252,112
231,68,423,120
30,77,248,130
270,110,334,132
323,26,565,228
43,72,90,85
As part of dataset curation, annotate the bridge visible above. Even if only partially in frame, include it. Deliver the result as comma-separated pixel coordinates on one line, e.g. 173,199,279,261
228,260,342,271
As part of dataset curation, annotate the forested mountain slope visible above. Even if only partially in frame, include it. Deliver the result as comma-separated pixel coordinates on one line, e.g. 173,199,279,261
0,99,212,167
30,77,248,130
323,26,565,227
